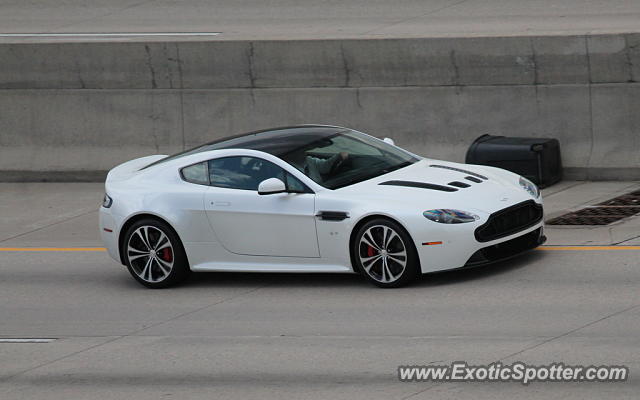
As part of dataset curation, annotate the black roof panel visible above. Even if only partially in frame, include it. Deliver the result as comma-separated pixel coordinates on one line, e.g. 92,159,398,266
206,125,347,156
142,125,347,169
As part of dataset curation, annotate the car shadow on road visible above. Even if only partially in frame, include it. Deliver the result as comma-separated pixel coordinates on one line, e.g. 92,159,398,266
179,250,545,289
415,250,544,287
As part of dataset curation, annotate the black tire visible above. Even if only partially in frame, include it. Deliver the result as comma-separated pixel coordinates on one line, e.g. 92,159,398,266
352,218,420,288
122,218,190,288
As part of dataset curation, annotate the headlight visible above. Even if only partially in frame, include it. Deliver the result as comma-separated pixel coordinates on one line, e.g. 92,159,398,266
519,176,540,198
102,194,113,208
423,209,480,224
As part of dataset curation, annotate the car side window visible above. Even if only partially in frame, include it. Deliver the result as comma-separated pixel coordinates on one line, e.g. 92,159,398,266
181,162,209,185
285,172,308,193
208,156,312,193
207,156,276,190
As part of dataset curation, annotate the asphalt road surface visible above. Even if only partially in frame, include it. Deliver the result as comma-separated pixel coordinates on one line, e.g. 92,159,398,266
1,0,640,42
0,182,639,399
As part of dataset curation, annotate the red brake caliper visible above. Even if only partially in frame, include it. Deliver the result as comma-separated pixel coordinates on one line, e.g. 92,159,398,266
367,245,377,257
161,247,173,262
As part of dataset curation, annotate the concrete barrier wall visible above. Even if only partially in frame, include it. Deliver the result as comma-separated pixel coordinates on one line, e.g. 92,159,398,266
1,34,640,180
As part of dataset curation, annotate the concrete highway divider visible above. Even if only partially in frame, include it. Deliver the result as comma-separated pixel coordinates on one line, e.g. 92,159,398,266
1,34,639,181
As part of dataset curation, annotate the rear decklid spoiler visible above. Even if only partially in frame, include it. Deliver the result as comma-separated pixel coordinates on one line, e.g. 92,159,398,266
106,155,167,182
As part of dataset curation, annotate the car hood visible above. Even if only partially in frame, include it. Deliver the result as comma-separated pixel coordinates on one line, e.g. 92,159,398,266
335,160,535,215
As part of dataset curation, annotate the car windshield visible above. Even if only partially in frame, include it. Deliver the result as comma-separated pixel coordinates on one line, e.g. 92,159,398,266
141,126,418,189
275,130,418,189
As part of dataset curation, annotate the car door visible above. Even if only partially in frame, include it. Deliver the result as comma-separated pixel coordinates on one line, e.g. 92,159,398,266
204,155,319,258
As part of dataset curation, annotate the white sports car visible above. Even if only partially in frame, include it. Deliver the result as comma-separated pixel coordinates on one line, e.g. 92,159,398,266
100,125,545,288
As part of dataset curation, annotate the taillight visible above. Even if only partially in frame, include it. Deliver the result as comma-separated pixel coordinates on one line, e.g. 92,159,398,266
102,194,113,208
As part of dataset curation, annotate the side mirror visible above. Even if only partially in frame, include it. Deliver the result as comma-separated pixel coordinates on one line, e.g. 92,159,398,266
383,137,395,146
258,177,286,195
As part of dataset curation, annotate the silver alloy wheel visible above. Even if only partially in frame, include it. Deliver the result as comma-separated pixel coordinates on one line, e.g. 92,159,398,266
358,225,407,283
127,225,174,283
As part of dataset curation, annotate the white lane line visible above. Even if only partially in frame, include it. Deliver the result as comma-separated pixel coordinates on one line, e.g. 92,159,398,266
0,32,221,38
0,338,57,343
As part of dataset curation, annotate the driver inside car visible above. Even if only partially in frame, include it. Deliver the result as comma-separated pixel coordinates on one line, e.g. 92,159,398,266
303,151,349,183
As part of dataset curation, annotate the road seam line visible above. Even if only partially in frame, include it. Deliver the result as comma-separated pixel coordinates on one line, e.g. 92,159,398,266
0,209,97,244
0,285,269,381
497,304,640,362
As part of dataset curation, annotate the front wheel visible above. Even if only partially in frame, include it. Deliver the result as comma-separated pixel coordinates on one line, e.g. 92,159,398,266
353,218,420,288
123,219,190,288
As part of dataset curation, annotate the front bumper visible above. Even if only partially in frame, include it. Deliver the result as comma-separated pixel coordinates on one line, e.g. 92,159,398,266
463,227,545,268
99,206,121,264
411,200,544,273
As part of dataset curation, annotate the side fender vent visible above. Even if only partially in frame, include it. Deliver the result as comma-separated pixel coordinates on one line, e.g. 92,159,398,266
317,211,349,221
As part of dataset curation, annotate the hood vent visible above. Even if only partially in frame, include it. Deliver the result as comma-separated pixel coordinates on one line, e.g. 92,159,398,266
379,180,458,192
465,176,483,183
448,181,471,188
429,164,488,180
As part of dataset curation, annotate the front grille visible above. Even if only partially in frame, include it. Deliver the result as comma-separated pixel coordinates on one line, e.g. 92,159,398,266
475,200,543,242
465,228,544,267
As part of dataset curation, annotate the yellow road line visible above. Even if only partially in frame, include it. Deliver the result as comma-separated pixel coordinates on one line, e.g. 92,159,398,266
0,247,107,252
538,246,640,251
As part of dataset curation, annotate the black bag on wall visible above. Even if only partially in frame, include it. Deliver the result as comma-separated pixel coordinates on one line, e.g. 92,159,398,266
465,134,562,188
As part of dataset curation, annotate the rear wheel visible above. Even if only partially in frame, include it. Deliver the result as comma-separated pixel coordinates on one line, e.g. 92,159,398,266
353,218,420,288
123,218,190,288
